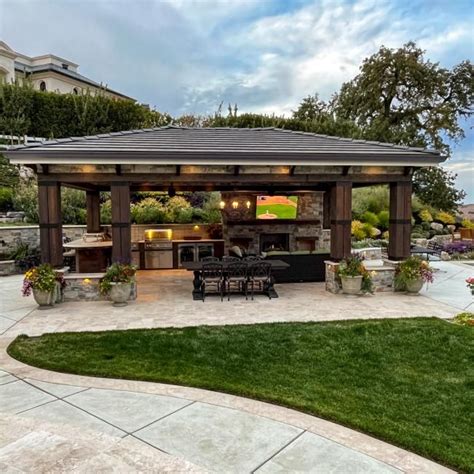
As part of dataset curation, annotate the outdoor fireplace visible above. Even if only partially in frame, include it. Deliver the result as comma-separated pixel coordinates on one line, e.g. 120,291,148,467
260,233,289,253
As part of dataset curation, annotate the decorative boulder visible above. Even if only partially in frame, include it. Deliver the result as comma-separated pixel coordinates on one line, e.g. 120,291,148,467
440,251,451,261
430,222,444,231
447,225,456,233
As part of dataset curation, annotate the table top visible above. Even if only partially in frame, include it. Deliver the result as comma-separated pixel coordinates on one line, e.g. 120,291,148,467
64,239,113,249
182,259,290,271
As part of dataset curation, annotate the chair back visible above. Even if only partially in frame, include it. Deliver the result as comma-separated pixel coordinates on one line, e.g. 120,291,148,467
250,261,272,279
201,256,219,262
244,255,262,262
227,261,248,279
222,255,240,262
202,262,223,280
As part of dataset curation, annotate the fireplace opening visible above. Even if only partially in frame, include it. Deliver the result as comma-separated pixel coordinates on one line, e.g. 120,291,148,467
260,233,290,253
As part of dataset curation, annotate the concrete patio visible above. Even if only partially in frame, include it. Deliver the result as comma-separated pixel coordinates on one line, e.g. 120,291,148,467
0,346,453,473
0,261,470,338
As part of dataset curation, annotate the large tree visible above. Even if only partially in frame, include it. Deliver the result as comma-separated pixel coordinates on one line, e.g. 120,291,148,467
332,42,473,210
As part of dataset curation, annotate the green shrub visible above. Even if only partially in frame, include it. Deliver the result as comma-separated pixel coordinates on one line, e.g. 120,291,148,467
453,312,474,326
419,209,433,222
361,211,379,226
377,210,389,230
361,223,379,238
435,211,456,225
62,188,86,225
421,221,431,231
352,185,389,217
0,186,13,212
131,197,166,224
164,196,191,222
100,199,112,224
11,180,38,222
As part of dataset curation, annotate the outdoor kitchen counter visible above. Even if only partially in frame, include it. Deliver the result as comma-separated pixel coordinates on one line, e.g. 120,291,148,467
64,239,112,273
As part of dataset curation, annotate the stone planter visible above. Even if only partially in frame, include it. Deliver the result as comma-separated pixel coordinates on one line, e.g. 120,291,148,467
406,278,424,295
341,275,362,296
109,282,131,307
32,288,54,309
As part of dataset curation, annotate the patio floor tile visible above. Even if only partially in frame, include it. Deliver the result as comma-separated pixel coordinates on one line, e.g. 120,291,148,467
256,431,401,473
0,380,56,414
0,316,16,334
135,401,302,473
66,388,192,432
19,399,126,438
24,378,87,398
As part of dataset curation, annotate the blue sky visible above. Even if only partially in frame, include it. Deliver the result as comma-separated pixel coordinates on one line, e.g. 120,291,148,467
1,0,473,201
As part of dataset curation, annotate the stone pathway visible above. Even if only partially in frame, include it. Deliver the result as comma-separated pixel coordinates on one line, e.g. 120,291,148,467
0,349,453,474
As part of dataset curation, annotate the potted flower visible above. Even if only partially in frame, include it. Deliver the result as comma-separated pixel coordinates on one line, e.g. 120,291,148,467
337,254,374,296
466,277,474,295
394,256,434,294
99,262,136,306
22,264,64,309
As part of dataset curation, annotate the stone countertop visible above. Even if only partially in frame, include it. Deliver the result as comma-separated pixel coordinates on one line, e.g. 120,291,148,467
64,239,112,249
171,239,224,243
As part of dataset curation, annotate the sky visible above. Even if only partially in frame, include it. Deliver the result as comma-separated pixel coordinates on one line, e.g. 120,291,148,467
1,0,473,202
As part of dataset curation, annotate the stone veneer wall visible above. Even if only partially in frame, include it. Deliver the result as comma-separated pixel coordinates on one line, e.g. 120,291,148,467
0,224,222,257
221,192,330,254
325,261,397,293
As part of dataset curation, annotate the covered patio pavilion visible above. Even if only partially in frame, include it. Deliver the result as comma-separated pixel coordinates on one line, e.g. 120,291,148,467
5,126,445,271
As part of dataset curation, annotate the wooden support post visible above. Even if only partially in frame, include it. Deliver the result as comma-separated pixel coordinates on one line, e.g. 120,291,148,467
330,182,352,261
388,181,412,260
86,190,101,233
111,183,131,263
323,191,331,229
38,181,63,267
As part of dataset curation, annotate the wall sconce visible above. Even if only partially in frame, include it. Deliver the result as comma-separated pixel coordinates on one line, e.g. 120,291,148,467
246,200,251,209
193,225,200,232
232,201,239,209
219,200,226,209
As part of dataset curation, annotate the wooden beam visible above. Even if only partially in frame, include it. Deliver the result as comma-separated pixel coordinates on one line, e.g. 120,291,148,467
234,165,240,176
323,191,331,229
86,190,101,233
289,166,296,176
111,183,131,263
342,166,350,176
38,181,63,267
330,182,352,261
176,165,181,176
115,164,122,176
39,172,411,187
388,181,412,260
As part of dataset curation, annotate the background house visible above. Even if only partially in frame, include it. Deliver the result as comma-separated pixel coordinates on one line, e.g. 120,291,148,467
0,41,133,101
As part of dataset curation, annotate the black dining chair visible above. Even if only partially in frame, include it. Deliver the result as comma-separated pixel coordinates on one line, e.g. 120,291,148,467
201,262,224,302
201,256,219,262
225,261,248,300
222,255,240,262
248,261,272,300
243,255,262,262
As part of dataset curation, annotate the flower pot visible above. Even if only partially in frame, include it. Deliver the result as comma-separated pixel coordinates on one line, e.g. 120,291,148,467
32,288,54,309
109,282,131,307
341,275,362,295
406,278,424,294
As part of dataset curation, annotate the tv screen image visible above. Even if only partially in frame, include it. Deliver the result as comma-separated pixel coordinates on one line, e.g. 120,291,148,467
256,195,298,220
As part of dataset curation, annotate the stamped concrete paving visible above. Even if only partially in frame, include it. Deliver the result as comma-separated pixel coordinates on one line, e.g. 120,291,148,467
0,352,454,473
1,264,467,339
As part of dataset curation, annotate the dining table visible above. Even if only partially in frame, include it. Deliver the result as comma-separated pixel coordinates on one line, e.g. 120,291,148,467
182,259,290,300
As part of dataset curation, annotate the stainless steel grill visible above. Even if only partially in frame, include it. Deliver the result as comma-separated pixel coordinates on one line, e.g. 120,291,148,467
143,229,173,269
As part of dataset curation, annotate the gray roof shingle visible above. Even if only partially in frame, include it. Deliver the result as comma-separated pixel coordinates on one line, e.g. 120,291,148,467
5,126,444,166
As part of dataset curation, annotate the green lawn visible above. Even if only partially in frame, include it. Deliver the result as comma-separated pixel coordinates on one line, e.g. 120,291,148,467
256,203,297,219
8,318,474,471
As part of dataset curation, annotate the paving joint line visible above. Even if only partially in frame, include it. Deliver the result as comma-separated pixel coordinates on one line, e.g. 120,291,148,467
130,400,196,435
0,306,39,335
251,429,306,473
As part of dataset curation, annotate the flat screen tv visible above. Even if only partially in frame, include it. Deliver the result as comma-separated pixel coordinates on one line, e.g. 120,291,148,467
256,195,298,220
